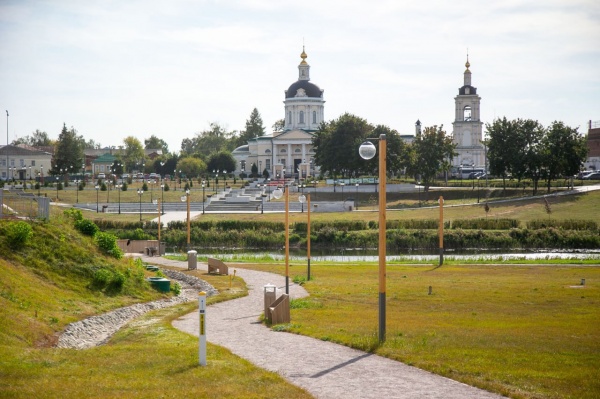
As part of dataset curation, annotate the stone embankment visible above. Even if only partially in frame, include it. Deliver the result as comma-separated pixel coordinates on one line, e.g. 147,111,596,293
56,269,216,349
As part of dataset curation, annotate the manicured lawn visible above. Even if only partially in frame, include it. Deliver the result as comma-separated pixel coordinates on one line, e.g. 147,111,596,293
234,262,600,399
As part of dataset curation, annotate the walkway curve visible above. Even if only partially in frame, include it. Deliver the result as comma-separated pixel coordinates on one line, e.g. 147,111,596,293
146,256,505,399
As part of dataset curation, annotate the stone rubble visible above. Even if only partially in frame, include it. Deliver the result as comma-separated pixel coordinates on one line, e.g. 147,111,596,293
56,269,217,350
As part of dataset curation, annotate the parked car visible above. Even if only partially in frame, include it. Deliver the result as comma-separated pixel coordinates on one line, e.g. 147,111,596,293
582,172,600,180
121,173,130,179
97,173,105,179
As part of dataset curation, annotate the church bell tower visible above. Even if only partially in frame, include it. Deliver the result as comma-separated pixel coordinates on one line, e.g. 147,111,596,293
451,55,484,168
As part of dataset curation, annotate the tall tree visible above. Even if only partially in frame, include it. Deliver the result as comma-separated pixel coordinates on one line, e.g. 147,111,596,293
406,125,456,191
176,157,206,179
206,151,237,175
181,123,234,158
312,113,373,178
272,118,285,132
12,129,54,147
486,117,519,189
51,124,84,176
122,136,145,173
145,135,169,154
517,119,545,194
542,121,587,192
235,108,265,147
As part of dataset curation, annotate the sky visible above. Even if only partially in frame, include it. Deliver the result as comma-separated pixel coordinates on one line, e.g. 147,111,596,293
1,0,599,154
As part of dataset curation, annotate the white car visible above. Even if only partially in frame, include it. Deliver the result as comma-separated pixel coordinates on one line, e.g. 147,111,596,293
97,173,106,179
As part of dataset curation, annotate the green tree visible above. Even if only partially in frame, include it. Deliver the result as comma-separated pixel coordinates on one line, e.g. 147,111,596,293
235,108,266,147
181,123,235,158
206,151,237,174
51,124,84,176
122,136,145,173
12,129,53,147
486,117,519,189
312,113,373,178
176,157,206,179
145,135,169,154
406,125,456,191
517,119,545,195
542,121,587,192
272,118,285,132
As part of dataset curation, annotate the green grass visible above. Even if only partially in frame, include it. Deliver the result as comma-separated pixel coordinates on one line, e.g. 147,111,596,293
0,305,312,399
235,262,600,399
0,217,313,398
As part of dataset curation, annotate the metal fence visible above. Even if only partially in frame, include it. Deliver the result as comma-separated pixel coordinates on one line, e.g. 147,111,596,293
0,190,50,220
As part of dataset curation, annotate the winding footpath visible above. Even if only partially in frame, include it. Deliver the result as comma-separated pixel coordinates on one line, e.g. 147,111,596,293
146,256,505,399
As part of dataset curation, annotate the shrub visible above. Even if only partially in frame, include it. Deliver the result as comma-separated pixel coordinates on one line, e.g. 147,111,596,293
92,268,112,288
5,221,33,249
171,282,181,295
75,219,99,236
64,208,83,221
121,182,128,191
95,231,123,259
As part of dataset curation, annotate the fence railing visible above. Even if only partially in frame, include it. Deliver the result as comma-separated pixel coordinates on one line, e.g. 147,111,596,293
0,190,50,220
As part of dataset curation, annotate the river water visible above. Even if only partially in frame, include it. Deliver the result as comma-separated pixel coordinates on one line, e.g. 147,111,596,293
183,248,600,262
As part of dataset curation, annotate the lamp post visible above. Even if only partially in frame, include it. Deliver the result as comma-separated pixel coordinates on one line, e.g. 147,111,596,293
161,184,165,214
74,180,80,203
477,177,481,203
55,176,60,200
95,185,100,213
340,182,345,200
299,192,305,213
137,189,143,222
438,196,444,266
181,190,191,250
106,179,112,203
355,183,359,210
116,184,122,214
37,173,41,196
307,193,312,280
417,180,421,207
5,110,8,183
201,181,205,214
359,134,387,343
272,185,288,294
178,170,182,190
472,163,476,189
173,169,177,191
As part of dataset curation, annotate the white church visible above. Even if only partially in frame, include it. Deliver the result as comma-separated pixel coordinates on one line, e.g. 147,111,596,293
232,47,323,179
233,50,485,178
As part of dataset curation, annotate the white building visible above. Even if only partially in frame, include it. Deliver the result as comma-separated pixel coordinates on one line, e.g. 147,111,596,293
233,47,323,179
0,145,53,181
451,56,485,169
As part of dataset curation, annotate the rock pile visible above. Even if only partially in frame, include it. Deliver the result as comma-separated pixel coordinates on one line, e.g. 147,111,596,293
56,270,217,349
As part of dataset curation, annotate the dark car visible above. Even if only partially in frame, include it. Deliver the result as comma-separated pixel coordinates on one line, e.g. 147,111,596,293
582,172,600,180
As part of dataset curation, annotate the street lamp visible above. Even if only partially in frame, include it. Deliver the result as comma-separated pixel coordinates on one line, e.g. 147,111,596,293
161,184,165,214
106,179,112,203
173,169,177,191
471,163,476,189
115,184,122,214
201,181,205,214
181,189,191,250
74,179,80,203
272,185,289,294
95,185,100,213
55,176,60,200
37,173,41,196
359,135,387,343
299,193,306,213
355,183,359,210
306,193,312,280
417,180,421,207
340,182,345,200
137,188,143,222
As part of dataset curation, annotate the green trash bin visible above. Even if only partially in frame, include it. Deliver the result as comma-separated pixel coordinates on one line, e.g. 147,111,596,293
147,277,170,293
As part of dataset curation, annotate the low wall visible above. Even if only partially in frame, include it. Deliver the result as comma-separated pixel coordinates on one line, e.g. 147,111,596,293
117,239,162,254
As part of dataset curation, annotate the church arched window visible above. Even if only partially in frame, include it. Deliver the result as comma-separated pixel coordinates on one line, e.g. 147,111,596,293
299,111,305,124
313,111,317,124
463,106,472,121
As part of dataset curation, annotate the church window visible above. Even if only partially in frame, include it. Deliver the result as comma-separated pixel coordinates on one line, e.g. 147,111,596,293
313,111,317,124
280,148,287,153
299,111,305,124
266,159,271,170
463,106,472,121
295,148,301,153
265,149,271,154
288,111,292,124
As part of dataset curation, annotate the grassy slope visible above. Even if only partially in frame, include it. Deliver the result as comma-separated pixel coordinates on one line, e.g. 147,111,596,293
0,216,313,398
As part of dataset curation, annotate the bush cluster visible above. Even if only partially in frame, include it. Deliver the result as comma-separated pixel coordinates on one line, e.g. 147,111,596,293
4,221,33,249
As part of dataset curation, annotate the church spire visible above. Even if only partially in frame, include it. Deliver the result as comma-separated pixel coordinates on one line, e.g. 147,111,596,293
464,52,472,86
298,46,310,81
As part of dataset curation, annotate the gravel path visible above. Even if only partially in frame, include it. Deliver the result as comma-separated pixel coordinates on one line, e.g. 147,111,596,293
140,256,506,399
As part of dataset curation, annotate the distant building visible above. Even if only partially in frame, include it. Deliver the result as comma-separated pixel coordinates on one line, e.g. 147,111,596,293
584,120,600,171
0,145,52,181
451,56,485,169
232,47,323,178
